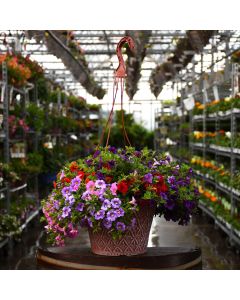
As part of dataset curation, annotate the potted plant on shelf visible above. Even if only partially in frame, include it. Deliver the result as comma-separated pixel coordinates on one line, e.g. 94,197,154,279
42,146,199,256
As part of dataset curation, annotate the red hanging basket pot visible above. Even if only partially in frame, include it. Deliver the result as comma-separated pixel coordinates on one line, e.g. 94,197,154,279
89,200,156,256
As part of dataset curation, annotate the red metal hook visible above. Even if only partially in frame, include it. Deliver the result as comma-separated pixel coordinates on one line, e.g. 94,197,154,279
115,36,135,78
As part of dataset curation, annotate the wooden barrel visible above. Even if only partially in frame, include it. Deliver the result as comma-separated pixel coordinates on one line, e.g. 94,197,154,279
36,246,202,270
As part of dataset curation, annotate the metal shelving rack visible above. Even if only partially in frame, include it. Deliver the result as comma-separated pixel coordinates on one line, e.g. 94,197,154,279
190,60,240,247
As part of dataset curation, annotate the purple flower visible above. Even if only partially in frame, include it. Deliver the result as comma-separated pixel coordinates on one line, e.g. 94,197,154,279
106,209,118,221
85,159,93,166
93,150,101,158
165,155,171,162
164,199,175,210
177,179,186,187
102,219,112,229
53,200,60,210
184,200,196,211
108,160,115,168
65,195,75,205
89,209,95,216
131,218,136,228
111,198,121,209
76,202,84,212
81,191,91,201
99,194,106,202
62,186,71,198
62,206,71,218
144,173,153,183
167,176,175,185
101,199,111,210
94,210,105,220
116,222,126,231
95,180,106,189
115,207,125,217
134,151,141,157
148,161,153,168
70,176,81,192
87,218,93,228
96,171,104,180
108,146,117,154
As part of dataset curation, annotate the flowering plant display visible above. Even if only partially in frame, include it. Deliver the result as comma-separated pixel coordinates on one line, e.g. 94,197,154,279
0,54,31,87
193,97,240,116
8,115,29,137
42,146,199,246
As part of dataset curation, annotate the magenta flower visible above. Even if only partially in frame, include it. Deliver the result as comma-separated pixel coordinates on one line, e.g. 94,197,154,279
116,222,126,231
94,210,105,220
106,210,118,221
62,206,71,218
110,182,118,195
111,198,121,209
101,199,111,210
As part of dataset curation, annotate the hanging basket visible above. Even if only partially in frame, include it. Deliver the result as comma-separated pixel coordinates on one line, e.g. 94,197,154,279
88,200,156,256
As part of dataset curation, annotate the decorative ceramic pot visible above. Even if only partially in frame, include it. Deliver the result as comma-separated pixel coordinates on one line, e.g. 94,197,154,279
88,200,156,256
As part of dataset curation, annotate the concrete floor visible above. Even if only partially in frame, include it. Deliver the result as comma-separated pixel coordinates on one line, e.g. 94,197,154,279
1,211,240,269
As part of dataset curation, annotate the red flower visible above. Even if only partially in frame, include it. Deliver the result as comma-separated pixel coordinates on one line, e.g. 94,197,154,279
77,171,85,179
156,182,168,194
70,161,79,172
53,181,57,188
61,177,71,184
117,181,129,195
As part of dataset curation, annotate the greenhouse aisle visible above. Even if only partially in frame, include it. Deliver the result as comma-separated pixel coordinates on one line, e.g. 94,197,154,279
1,211,240,270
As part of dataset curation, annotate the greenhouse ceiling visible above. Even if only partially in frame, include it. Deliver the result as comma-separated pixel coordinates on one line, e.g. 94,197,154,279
0,30,240,99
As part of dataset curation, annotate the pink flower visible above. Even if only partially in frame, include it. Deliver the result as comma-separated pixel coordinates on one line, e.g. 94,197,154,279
60,170,65,180
86,180,95,193
129,196,137,206
110,182,118,195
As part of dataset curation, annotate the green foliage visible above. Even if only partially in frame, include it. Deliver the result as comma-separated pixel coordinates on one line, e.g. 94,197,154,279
107,110,154,149
0,214,21,241
26,103,45,132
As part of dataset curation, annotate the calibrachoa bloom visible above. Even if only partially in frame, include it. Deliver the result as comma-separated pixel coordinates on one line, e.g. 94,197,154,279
94,210,105,220
70,176,81,192
111,198,121,209
107,210,118,222
101,199,111,210
42,146,199,246
116,222,126,231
